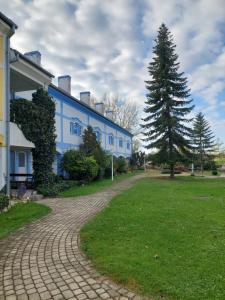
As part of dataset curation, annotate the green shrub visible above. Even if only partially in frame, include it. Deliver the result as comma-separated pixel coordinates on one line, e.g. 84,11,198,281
62,150,99,182
62,150,87,180
104,166,113,178
85,156,99,182
115,157,128,174
37,180,77,197
0,194,10,212
212,170,218,176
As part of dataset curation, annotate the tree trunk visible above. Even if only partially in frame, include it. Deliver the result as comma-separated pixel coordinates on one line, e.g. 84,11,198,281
200,160,203,177
170,163,175,178
200,137,203,176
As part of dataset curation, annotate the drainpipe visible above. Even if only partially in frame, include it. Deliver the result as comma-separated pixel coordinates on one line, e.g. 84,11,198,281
5,26,16,196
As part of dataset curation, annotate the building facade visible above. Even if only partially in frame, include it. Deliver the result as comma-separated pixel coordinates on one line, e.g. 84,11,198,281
49,81,132,174
10,49,53,184
12,58,132,180
0,11,132,191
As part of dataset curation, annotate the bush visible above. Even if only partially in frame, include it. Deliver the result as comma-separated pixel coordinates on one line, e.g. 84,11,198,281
104,166,113,178
62,150,99,182
85,156,99,182
37,180,77,197
116,157,128,174
0,194,10,212
97,167,105,180
212,170,218,176
62,150,86,180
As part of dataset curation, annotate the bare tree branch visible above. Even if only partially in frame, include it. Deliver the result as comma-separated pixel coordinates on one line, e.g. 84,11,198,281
101,93,140,134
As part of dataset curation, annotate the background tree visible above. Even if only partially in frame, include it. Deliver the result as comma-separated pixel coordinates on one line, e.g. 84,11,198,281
101,93,140,134
79,126,110,178
130,151,145,169
142,23,194,178
91,93,141,148
192,112,215,175
11,88,56,186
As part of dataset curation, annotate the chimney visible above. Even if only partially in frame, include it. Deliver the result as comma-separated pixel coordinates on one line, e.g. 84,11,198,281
94,102,105,115
106,110,114,120
58,75,71,94
80,91,90,106
24,51,41,65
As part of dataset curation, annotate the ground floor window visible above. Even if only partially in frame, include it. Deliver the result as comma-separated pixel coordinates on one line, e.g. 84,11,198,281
18,152,25,167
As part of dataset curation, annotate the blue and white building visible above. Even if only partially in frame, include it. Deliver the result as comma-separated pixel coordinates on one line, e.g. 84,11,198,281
49,75,132,173
10,51,132,181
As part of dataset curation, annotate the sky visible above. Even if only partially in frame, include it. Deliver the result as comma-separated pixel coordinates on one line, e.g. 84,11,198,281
1,0,225,144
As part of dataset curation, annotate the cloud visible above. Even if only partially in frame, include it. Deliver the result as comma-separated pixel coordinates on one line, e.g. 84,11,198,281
1,0,225,142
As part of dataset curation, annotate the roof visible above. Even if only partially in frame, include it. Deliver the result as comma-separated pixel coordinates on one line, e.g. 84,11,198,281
11,48,54,78
0,12,18,29
49,84,133,137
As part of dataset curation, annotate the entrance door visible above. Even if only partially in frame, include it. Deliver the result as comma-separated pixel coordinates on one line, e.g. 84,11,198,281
17,151,26,181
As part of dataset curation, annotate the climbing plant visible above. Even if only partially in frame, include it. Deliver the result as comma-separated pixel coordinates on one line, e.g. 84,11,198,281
10,88,56,186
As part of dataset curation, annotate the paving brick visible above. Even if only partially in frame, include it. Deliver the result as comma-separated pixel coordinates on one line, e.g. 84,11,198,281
77,294,88,300
86,290,98,299
62,290,74,298
0,174,146,300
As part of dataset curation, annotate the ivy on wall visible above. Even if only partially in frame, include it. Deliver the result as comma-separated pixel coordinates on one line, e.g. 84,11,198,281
10,88,56,186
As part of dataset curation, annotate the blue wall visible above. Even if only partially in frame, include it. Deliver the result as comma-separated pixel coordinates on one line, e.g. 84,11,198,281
48,85,133,160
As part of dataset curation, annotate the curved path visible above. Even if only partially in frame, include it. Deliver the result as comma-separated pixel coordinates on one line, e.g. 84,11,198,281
0,174,147,300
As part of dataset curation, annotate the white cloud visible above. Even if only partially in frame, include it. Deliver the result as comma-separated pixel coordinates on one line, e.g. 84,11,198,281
1,0,225,141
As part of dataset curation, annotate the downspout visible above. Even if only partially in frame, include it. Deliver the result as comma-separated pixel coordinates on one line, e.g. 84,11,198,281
5,26,16,196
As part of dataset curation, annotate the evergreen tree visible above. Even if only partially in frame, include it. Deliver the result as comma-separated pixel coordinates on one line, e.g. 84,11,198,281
79,126,110,177
192,112,215,175
142,24,194,177
79,126,101,156
11,88,56,186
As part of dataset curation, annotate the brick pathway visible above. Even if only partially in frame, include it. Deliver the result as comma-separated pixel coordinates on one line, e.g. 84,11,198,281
0,174,147,300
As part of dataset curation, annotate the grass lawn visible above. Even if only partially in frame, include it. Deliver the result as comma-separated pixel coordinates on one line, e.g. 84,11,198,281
81,176,225,300
0,202,51,239
59,170,144,197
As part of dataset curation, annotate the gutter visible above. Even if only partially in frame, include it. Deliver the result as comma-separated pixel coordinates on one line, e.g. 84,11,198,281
6,24,17,196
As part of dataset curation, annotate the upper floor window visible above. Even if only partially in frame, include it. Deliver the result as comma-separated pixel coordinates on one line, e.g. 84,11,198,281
108,134,114,145
127,142,131,150
70,122,82,136
119,138,123,148
93,128,102,142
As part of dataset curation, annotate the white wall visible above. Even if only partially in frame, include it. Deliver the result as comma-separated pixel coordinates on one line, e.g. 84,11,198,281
0,33,6,190
54,94,132,158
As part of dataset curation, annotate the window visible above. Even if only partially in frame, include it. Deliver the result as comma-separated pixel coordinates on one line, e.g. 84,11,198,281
18,152,25,167
70,122,82,136
108,134,114,145
127,142,130,150
94,130,101,142
93,128,101,142
119,138,123,148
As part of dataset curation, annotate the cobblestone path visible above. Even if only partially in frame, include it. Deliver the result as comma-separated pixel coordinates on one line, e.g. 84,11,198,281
0,174,148,300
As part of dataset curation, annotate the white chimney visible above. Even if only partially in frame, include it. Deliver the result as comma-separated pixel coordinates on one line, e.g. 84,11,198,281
24,51,41,65
58,75,71,94
106,110,114,120
80,91,90,106
95,102,105,115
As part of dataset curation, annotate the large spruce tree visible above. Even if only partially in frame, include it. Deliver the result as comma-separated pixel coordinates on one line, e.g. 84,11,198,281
142,24,194,177
192,112,215,175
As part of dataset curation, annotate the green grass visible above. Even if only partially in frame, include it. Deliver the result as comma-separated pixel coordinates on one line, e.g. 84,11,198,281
81,176,225,300
59,171,144,197
0,202,51,239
